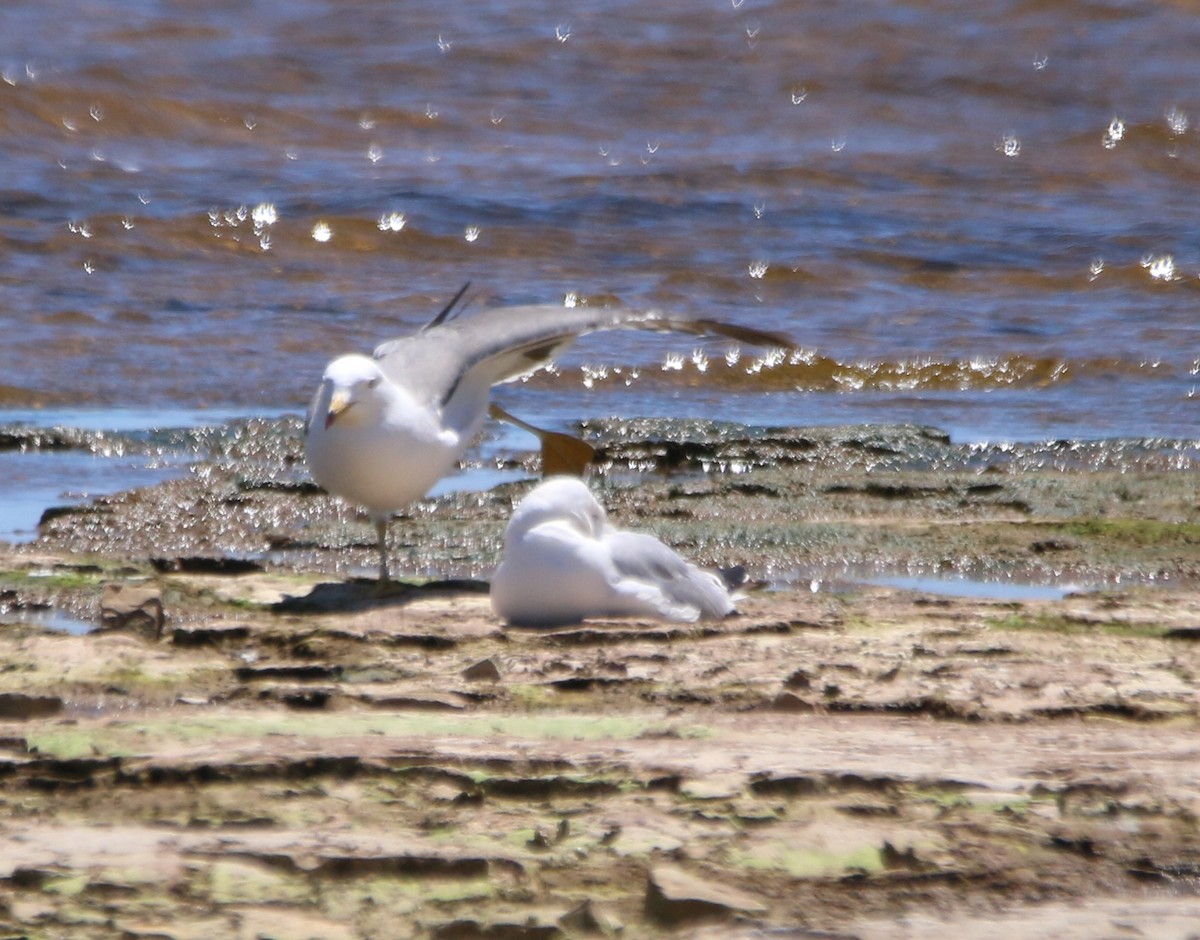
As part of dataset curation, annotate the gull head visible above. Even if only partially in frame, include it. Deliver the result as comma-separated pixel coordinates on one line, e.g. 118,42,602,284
316,354,387,430
507,476,607,542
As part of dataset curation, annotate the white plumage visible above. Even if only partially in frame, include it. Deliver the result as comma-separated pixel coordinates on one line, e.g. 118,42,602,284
490,477,736,627
304,296,789,582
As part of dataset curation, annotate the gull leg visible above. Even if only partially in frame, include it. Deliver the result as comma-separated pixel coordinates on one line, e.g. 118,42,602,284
374,516,390,583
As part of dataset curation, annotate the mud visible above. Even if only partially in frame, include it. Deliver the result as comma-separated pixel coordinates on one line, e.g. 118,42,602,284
1,420,1199,938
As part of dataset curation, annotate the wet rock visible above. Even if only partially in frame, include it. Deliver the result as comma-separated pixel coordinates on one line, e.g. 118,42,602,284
235,662,342,682
38,503,115,528
784,668,813,690
526,827,553,850
431,917,562,939
773,691,817,712
151,555,264,574
171,622,252,647
99,582,165,640
274,686,334,710
1031,538,1076,554
463,656,502,681
558,898,623,934
825,481,952,499
0,691,63,720
646,865,767,923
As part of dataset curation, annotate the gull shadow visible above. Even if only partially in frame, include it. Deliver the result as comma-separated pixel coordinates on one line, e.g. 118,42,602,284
272,578,490,614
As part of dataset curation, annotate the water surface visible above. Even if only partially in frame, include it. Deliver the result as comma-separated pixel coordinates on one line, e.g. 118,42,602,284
3,0,1199,525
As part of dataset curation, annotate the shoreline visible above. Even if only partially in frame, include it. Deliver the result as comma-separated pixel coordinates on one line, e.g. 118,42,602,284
1,419,1199,937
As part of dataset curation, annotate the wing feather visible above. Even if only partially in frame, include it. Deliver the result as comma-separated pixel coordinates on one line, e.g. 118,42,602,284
371,303,791,438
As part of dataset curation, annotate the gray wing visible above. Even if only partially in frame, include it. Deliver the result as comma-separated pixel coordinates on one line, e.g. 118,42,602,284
605,530,734,621
372,303,791,410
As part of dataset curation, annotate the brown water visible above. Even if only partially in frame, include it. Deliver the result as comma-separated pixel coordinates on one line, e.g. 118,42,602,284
3,0,1200,446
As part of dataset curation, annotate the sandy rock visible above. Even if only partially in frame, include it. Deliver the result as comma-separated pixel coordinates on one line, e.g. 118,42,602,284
99,582,165,640
558,898,623,934
645,864,767,923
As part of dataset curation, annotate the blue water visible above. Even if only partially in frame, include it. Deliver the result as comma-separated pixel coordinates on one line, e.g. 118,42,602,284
2,0,1200,545
868,574,1086,602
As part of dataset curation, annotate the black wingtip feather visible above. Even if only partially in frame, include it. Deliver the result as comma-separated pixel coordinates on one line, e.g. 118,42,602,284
422,281,472,332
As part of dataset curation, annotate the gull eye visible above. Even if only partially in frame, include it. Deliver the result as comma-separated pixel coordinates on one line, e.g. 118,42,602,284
367,378,379,389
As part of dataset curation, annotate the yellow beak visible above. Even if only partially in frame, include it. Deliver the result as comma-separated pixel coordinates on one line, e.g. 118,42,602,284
324,388,353,429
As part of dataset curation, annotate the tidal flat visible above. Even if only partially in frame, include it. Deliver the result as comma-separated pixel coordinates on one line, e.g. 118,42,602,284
1,419,1199,938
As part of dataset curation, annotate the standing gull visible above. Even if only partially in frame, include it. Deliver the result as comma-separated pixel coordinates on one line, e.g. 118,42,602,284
491,476,738,626
305,289,789,582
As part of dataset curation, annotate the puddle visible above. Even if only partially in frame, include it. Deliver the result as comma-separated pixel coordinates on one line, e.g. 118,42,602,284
865,574,1089,602
0,450,187,543
1,407,540,545
787,566,1096,602
0,406,270,433
0,407,282,544
428,463,530,499
1,605,93,636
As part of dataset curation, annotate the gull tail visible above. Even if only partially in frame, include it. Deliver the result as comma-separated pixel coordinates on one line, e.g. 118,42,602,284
488,402,595,477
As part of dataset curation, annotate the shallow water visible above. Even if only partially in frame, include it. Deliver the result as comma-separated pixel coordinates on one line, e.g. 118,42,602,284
3,0,1200,530
865,573,1087,602
0,603,92,637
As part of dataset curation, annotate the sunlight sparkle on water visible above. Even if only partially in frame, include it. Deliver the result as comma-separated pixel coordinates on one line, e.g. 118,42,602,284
1165,106,1189,136
999,134,1021,157
464,226,481,243
251,203,277,227
378,212,406,232
581,364,607,389
748,260,769,279
1102,117,1125,149
1142,254,1176,281
311,222,332,243
746,347,786,375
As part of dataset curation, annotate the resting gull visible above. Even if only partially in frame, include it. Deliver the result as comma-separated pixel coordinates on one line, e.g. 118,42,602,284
305,287,789,582
490,476,738,626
